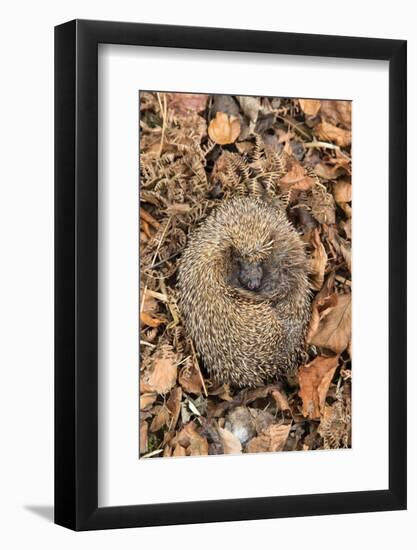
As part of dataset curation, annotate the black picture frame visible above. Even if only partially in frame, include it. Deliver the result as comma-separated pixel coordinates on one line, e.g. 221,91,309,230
55,19,407,531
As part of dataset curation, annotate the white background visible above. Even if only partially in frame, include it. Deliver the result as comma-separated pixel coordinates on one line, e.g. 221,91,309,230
99,46,389,506
0,1,415,548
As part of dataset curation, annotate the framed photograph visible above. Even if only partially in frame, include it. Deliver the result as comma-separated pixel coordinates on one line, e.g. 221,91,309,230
55,19,407,531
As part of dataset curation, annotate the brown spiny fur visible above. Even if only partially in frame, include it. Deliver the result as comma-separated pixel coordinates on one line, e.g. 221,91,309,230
178,197,311,387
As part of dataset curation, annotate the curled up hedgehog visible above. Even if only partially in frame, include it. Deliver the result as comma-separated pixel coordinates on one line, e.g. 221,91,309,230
177,197,311,388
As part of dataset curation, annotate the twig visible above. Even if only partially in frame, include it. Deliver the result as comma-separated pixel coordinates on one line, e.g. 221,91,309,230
141,448,164,459
304,140,351,161
140,340,156,348
157,92,167,157
150,249,183,269
150,216,172,268
274,113,312,140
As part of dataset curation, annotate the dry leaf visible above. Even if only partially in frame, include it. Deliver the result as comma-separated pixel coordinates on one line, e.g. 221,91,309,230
150,406,170,432
246,424,291,453
173,443,187,457
332,178,352,205
178,362,203,394
307,291,338,343
208,112,240,145
144,346,178,394
309,293,351,354
313,162,347,180
167,93,208,114
315,120,351,148
271,389,290,411
299,98,321,117
140,392,157,410
140,311,165,328
176,422,209,456
218,427,242,454
298,355,339,419
320,100,351,129
140,421,148,454
309,228,328,290
166,386,182,430
280,160,315,193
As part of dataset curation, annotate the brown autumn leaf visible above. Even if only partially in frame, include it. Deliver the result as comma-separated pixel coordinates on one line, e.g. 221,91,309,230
173,444,187,457
166,386,182,430
332,178,352,205
280,160,315,194
315,120,351,148
140,392,157,410
178,362,203,394
320,100,352,129
307,292,338,343
271,389,290,411
309,293,352,354
218,427,242,454
313,162,347,180
246,424,291,453
140,421,148,454
144,346,178,394
309,228,328,291
150,406,171,432
167,93,208,115
140,311,165,328
176,422,209,456
299,98,321,117
208,112,240,145
298,355,339,419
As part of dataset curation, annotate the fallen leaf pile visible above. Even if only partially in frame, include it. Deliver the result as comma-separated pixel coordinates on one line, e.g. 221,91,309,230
139,92,352,458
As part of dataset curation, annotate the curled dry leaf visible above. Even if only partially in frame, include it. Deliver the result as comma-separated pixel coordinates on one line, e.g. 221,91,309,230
167,93,208,115
218,427,242,454
178,361,203,394
173,444,187,457
307,291,338,343
309,228,328,291
144,346,178,394
315,120,351,148
271,389,290,411
140,311,165,328
320,100,352,129
140,392,157,410
176,422,209,456
208,112,241,145
313,162,347,180
280,160,315,194
299,98,321,117
150,406,171,432
332,178,352,205
246,423,291,453
298,355,339,419
309,293,352,354
166,386,182,430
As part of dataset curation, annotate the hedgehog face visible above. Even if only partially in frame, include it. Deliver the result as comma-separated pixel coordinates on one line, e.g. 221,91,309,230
237,258,263,291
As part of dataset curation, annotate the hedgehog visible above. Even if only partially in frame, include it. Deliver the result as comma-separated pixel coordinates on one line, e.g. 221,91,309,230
177,197,311,387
